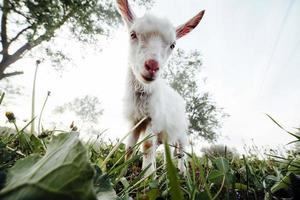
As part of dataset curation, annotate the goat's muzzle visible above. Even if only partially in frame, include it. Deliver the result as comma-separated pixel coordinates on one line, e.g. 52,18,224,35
142,74,155,82
144,59,159,77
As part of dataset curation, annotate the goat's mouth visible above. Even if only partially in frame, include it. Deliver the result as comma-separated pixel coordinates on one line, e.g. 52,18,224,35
141,74,155,82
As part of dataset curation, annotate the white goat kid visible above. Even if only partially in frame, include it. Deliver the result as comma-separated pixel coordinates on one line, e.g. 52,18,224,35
116,0,205,176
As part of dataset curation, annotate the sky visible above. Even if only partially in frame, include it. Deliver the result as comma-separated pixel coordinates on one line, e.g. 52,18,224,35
1,0,300,154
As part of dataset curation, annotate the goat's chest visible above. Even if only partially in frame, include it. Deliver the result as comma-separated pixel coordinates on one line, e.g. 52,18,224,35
131,91,151,119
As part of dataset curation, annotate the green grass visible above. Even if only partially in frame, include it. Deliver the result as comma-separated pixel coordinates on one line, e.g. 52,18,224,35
0,121,299,200
0,91,299,199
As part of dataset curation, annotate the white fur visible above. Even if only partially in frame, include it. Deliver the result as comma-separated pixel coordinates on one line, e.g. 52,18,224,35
124,69,188,176
123,16,189,177
128,15,176,84
124,70,188,145
124,15,188,142
116,0,204,177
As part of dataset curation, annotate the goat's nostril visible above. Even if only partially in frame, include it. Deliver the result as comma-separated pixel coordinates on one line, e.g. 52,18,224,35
145,59,159,74
145,63,151,71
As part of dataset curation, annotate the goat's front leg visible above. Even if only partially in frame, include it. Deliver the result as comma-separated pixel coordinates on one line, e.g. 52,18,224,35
175,140,187,175
142,127,157,177
125,118,150,160
125,130,140,160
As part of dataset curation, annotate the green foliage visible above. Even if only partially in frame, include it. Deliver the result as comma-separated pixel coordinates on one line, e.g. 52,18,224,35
265,115,300,198
163,49,227,141
0,131,23,186
0,0,154,79
0,132,117,200
55,95,104,123
0,110,299,199
164,141,184,200
0,127,296,199
0,0,114,79
201,144,239,159
271,156,300,193
94,165,117,200
9,0,118,42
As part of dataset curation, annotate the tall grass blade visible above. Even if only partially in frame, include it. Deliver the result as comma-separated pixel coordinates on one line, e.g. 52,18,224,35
38,91,50,135
101,116,147,170
20,117,36,133
30,61,40,135
164,139,184,200
193,153,213,200
266,114,300,140
243,155,250,199
0,92,5,105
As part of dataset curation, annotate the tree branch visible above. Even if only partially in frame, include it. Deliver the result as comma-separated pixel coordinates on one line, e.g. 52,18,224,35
9,9,75,59
0,8,75,79
1,0,9,57
8,26,32,45
1,71,24,79
12,42,31,58
0,30,55,71
8,1,31,22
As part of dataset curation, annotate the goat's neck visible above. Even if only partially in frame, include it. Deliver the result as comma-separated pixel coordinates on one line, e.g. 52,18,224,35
127,68,154,96
127,68,155,119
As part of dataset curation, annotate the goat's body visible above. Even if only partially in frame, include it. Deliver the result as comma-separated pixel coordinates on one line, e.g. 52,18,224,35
124,69,188,144
116,0,205,177
124,69,188,175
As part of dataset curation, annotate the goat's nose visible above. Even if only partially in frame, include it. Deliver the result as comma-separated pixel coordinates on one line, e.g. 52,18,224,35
145,59,159,75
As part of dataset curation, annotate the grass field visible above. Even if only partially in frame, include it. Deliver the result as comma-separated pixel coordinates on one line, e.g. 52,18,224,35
0,92,299,199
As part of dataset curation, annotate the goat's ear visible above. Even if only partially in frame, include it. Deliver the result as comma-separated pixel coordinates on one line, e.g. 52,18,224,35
176,10,205,39
116,0,136,27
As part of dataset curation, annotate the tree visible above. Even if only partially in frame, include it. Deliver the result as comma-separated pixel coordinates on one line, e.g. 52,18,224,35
55,95,103,124
163,49,227,142
201,144,239,159
0,0,153,80
53,95,104,138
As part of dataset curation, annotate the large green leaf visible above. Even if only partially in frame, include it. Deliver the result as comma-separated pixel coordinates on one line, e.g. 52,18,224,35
93,165,117,200
214,157,229,173
0,133,96,200
271,175,290,194
208,157,234,186
271,156,300,193
208,170,223,183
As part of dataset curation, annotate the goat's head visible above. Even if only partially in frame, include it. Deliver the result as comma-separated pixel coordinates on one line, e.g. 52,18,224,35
117,0,205,84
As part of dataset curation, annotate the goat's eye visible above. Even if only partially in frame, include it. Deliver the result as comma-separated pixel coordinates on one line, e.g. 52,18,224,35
130,31,137,40
170,43,176,50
